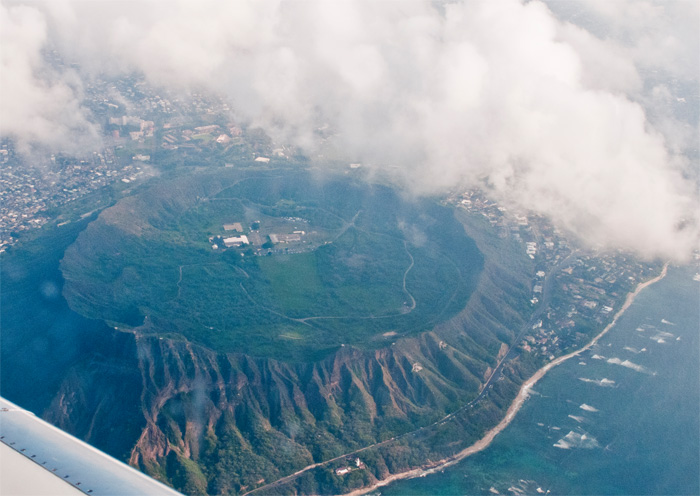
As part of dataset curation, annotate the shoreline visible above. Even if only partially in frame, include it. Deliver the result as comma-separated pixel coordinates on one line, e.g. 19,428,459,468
343,263,669,496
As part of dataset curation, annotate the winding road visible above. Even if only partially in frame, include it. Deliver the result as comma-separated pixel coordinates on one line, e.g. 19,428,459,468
401,240,416,312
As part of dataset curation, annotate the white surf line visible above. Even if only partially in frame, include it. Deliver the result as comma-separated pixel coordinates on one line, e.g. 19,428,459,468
341,262,669,496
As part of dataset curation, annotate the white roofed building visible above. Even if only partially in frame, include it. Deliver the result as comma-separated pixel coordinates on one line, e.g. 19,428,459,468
223,235,249,247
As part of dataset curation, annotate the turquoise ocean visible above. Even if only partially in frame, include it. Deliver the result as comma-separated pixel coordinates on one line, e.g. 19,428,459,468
382,265,699,495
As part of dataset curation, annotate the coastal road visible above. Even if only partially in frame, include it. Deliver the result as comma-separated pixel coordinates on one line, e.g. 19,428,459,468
469,250,579,403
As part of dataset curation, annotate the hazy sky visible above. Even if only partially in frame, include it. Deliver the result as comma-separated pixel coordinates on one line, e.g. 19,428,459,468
1,0,698,261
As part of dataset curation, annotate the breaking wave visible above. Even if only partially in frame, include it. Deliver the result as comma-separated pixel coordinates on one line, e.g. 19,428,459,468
650,330,674,344
607,357,655,374
623,346,643,353
554,431,600,450
579,377,616,387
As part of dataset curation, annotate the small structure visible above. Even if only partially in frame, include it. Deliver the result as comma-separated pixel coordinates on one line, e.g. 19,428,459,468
195,125,219,133
223,223,243,232
223,235,249,247
335,467,350,476
526,242,537,258
254,157,270,163
275,233,301,243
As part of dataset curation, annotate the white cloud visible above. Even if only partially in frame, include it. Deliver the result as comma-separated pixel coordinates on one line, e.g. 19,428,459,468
1,0,698,260
0,3,99,155
547,0,699,81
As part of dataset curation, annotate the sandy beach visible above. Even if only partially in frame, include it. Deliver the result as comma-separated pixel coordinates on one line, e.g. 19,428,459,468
342,264,669,496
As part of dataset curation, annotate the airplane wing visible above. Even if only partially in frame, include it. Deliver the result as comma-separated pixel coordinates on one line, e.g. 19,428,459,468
0,397,183,496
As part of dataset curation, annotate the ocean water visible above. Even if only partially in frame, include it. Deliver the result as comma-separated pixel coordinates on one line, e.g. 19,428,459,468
382,265,699,495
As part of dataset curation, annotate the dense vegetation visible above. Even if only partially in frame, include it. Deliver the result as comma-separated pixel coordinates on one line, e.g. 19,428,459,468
60,170,483,361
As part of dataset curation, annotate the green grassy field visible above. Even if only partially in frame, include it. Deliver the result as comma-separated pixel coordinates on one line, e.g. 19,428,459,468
257,252,324,313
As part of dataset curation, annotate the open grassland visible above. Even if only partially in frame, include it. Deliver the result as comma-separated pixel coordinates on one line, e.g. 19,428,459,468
257,252,324,313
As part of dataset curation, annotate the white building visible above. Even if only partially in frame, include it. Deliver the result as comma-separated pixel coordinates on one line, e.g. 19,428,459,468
223,235,249,247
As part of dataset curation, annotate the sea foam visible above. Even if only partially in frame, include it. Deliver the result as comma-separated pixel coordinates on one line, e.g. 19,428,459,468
607,357,654,374
554,431,600,450
580,404,599,412
650,330,674,344
579,377,616,387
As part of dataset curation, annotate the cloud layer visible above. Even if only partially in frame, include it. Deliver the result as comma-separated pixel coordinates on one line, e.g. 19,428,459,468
0,3,99,155
1,0,698,260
